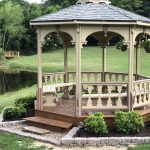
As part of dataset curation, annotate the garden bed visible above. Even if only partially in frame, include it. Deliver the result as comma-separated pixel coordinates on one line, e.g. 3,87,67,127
75,123,150,138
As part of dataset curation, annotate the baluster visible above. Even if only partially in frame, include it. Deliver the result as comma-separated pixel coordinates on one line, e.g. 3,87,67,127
44,76,48,84
97,86,102,106
87,86,93,107
109,74,112,82
50,76,53,84
81,74,84,82
143,83,147,103
87,73,90,82
115,74,119,82
107,86,112,106
94,73,98,82
122,75,126,82
55,75,58,84
139,83,142,104
134,84,138,106
91,74,94,82
117,85,122,107
72,73,76,83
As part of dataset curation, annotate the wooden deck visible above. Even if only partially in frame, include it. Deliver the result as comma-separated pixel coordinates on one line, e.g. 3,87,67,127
24,99,150,129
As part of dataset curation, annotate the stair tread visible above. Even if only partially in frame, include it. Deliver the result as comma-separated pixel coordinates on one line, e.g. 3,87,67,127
24,116,72,129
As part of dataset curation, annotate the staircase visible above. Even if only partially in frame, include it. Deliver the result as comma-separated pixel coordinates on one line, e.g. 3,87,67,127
24,109,77,130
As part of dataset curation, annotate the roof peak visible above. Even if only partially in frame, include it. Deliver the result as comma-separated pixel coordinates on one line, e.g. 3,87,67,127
77,0,111,4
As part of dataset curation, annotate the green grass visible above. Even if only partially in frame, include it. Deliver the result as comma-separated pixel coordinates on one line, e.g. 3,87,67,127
128,144,150,150
0,85,36,112
0,132,52,150
2,46,150,76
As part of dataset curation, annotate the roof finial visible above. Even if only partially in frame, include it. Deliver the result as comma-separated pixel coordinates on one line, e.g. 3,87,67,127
77,0,111,4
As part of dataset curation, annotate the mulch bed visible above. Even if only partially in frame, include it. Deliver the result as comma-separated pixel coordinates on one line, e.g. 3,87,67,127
75,123,150,137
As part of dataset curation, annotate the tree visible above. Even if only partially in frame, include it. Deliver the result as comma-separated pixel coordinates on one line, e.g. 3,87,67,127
110,0,143,14
141,0,150,17
0,1,24,51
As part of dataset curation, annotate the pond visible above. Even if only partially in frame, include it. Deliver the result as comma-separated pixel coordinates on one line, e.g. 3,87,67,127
0,70,37,94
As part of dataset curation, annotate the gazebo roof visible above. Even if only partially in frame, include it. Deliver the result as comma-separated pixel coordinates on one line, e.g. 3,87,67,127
31,0,150,25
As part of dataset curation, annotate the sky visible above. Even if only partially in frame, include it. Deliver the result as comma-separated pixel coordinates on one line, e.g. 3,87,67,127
25,0,43,4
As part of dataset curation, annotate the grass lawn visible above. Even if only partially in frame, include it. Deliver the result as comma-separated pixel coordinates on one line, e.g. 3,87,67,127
0,132,52,150
0,85,36,112
128,144,150,150
2,46,150,76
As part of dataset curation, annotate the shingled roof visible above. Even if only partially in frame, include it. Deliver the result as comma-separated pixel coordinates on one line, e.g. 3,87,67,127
31,2,150,24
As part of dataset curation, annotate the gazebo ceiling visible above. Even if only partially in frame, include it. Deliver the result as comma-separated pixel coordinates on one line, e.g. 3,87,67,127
31,0,150,25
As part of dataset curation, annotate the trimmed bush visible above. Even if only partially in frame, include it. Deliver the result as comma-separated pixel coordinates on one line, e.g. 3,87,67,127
83,112,108,135
14,95,36,109
115,111,144,134
2,106,26,120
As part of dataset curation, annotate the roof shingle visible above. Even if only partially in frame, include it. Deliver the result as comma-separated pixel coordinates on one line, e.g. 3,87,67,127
31,3,150,23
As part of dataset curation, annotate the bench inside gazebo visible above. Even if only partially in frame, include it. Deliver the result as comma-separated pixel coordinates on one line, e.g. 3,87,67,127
25,0,150,129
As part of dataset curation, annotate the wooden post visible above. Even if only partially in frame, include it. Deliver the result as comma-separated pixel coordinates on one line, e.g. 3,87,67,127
102,45,106,82
36,29,43,110
64,43,68,83
128,28,134,111
76,25,82,116
136,44,140,80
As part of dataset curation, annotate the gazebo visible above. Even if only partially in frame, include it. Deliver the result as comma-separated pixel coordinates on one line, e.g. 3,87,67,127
26,0,150,128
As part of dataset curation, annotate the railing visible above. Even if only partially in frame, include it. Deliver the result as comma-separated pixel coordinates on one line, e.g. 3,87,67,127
68,72,129,83
68,72,102,83
136,74,150,80
82,83,128,110
44,72,65,85
105,72,129,82
132,79,150,108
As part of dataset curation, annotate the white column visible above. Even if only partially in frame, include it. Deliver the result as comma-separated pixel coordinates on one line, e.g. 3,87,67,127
136,44,140,80
102,45,106,82
64,43,68,83
37,29,43,110
76,25,82,116
128,28,134,111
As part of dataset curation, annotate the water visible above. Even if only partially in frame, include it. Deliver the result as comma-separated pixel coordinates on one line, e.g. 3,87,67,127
0,70,37,94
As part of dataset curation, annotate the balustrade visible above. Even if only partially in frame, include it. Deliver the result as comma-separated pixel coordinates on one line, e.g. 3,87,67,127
132,79,150,108
82,83,128,110
44,72,65,85
105,72,128,82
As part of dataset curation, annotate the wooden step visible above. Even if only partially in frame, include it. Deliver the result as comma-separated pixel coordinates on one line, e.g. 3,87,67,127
35,110,78,125
24,117,73,129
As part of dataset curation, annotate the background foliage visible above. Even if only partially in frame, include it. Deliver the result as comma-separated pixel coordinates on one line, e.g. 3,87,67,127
0,0,149,55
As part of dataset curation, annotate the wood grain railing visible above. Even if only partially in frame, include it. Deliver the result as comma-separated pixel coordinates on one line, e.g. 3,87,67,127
44,72,65,85
132,79,150,108
82,83,128,110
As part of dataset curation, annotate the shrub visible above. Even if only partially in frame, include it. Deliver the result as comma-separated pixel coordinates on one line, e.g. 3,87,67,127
2,106,26,120
14,95,36,109
83,112,108,135
115,111,144,134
